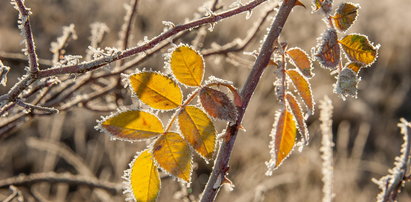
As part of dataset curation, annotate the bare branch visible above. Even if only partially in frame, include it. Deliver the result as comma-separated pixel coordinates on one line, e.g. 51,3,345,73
15,99,59,114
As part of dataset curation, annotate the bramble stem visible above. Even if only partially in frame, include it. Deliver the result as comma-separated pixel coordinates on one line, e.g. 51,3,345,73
200,0,297,201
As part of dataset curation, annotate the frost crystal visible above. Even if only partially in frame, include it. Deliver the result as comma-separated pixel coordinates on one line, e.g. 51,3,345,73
0,61,10,86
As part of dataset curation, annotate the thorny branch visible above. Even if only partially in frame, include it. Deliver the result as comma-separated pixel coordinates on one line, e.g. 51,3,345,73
200,0,297,201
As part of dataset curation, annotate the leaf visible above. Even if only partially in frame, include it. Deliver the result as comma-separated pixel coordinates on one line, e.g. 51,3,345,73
170,45,204,87
332,2,359,32
128,150,160,202
199,87,237,123
315,28,340,69
178,106,216,160
339,34,378,66
152,132,192,182
285,93,309,143
286,47,313,78
345,62,362,74
100,110,163,141
286,70,315,113
268,110,297,169
129,72,183,110
334,67,358,99
312,0,332,14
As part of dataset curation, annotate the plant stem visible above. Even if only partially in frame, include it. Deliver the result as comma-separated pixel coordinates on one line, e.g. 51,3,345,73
200,0,297,201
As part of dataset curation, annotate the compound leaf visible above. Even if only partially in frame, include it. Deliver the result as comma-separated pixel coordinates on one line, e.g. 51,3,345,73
152,132,192,182
129,72,183,110
128,150,160,202
339,34,378,66
199,87,237,123
315,28,340,69
332,2,359,32
285,93,309,143
100,110,163,141
286,70,315,114
286,47,313,78
178,106,216,160
170,46,204,87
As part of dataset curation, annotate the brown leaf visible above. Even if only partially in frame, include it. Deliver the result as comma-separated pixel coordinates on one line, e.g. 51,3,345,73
199,87,237,123
315,28,341,70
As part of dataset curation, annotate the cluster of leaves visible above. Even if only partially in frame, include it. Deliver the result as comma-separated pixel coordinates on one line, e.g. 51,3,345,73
96,45,241,201
266,0,380,174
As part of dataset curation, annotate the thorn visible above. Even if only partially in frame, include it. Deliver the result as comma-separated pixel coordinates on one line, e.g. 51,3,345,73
237,124,246,132
294,0,306,9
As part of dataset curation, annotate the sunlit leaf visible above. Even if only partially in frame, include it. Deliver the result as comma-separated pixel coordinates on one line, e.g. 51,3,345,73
339,34,378,66
285,93,309,143
199,87,237,123
315,28,340,69
152,132,192,182
178,106,216,160
286,47,313,78
332,2,359,32
345,62,362,74
170,46,204,87
286,70,315,114
334,67,358,99
129,72,183,110
268,110,297,169
100,110,163,141
312,0,332,14
128,150,160,202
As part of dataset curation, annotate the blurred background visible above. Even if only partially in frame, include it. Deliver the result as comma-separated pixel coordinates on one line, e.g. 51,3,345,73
0,0,410,201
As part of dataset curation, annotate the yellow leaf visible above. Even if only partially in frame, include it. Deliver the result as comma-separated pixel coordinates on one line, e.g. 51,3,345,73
100,110,163,141
285,93,309,143
271,110,297,168
286,47,313,78
315,29,340,69
178,106,216,160
170,46,204,86
199,87,237,123
152,132,192,182
129,72,183,110
286,70,315,113
339,34,378,66
345,62,362,74
128,150,160,202
332,3,359,32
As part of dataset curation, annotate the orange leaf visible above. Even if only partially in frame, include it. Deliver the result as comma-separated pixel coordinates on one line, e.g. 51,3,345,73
199,87,237,123
152,132,192,182
285,93,309,143
286,47,313,78
267,110,297,172
286,70,314,114
332,2,359,32
338,34,378,66
127,150,160,202
178,106,216,160
315,29,340,70
345,62,362,74
170,45,204,87
99,110,163,141
129,72,182,110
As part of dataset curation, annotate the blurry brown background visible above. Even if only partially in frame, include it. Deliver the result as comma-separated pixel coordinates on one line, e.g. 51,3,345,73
1,0,410,201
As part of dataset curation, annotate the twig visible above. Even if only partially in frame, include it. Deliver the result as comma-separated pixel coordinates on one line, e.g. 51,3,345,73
200,1,297,201
0,51,52,67
192,0,220,49
0,172,121,194
2,185,24,202
15,99,59,114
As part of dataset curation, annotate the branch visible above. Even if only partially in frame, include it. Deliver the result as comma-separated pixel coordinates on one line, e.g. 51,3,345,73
200,0,297,201
0,172,121,194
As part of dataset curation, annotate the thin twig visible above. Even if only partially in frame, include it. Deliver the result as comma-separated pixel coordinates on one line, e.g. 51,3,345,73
200,1,297,201
0,51,53,67
15,99,59,114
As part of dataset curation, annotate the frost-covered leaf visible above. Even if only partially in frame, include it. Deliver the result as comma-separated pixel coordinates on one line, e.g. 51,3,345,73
286,70,315,113
332,2,359,32
170,46,204,87
339,34,378,66
129,72,183,110
315,28,340,70
285,93,309,143
152,132,192,182
334,67,358,99
345,62,362,74
267,110,297,173
128,150,160,202
178,106,216,160
312,0,333,14
286,47,313,78
100,110,163,141
199,87,237,123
